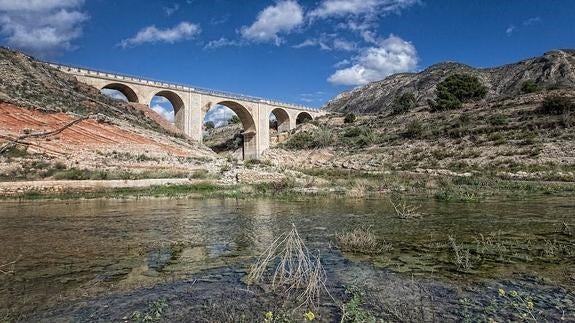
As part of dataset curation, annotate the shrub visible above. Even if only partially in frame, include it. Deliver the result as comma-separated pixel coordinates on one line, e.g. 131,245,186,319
344,112,356,124
391,92,416,114
488,113,508,126
336,227,390,254
314,126,334,148
521,80,538,94
403,119,425,139
537,96,574,115
343,127,363,137
204,121,215,130
283,132,314,149
430,74,487,111
228,115,241,125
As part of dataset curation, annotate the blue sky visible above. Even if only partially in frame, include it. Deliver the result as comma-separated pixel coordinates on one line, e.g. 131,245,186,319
1,0,574,124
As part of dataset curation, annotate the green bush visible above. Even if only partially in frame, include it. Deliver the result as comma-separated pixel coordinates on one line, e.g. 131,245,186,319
537,96,574,115
204,121,215,130
228,115,241,125
283,132,314,149
343,127,363,137
403,119,425,139
521,80,538,94
430,74,487,111
488,113,508,126
344,113,356,124
283,127,333,149
391,92,416,114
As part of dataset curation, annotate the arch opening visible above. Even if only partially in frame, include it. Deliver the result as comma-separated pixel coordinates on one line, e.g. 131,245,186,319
149,91,185,129
100,83,139,103
296,111,313,125
269,108,291,146
202,101,256,160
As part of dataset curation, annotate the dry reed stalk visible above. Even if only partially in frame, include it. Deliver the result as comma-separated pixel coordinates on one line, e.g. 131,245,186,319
389,196,421,219
247,224,329,309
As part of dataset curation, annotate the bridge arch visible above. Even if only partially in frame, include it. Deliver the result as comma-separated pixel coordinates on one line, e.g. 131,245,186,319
269,108,290,133
151,90,185,128
101,83,139,103
296,111,313,125
204,100,257,160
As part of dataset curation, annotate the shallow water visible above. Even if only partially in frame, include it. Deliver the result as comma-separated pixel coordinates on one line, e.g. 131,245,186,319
1,196,574,321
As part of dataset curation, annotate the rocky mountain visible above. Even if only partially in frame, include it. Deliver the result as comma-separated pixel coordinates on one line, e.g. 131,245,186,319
326,49,575,114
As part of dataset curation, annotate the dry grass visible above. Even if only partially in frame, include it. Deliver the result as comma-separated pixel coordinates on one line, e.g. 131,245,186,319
448,235,472,271
246,224,328,309
336,227,391,255
389,196,422,219
0,257,18,275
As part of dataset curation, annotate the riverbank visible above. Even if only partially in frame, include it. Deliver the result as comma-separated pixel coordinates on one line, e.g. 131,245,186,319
1,169,574,201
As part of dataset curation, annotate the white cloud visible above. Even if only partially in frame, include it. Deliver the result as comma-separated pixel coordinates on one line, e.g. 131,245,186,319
293,34,356,51
0,0,87,56
120,21,200,48
204,37,243,49
240,0,304,45
151,104,175,123
205,105,235,128
505,25,515,36
163,3,179,16
523,16,541,26
101,88,128,101
328,35,418,86
309,0,417,19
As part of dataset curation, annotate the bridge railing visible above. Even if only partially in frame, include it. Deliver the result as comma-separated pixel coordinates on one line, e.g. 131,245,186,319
46,62,320,111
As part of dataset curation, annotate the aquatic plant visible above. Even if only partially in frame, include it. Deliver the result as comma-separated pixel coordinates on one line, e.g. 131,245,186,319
0,257,19,275
336,227,391,255
247,224,328,309
449,235,473,272
388,195,422,219
128,298,168,322
340,288,378,323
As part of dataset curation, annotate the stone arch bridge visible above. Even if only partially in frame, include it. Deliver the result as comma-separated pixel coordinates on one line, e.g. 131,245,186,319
48,63,324,160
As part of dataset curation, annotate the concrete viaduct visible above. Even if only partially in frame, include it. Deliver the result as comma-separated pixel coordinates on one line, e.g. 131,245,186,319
48,63,325,160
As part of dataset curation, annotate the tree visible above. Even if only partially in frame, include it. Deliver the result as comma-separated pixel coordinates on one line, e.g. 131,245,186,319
229,115,241,125
204,121,215,130
344,113,356,124
392,92,417,114
430,74,487,111
521,80,538,94
538,96,574,115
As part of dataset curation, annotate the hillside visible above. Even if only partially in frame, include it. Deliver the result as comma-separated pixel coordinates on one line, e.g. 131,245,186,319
0,48,217,182
327,49,575,114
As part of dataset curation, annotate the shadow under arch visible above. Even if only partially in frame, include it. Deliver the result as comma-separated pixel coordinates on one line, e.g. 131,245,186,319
206,100,257,160
270,108,290,133
101,83,139,103
296,111,313,125
152,90,186,129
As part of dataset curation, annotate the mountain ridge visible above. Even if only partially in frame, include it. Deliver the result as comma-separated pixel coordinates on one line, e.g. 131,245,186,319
326,49,575,114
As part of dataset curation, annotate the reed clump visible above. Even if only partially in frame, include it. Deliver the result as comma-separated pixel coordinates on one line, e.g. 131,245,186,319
336,227,391,255
389,196,422,219
246,224,328,309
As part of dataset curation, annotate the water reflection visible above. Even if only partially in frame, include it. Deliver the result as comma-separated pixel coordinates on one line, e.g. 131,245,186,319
0,196,573,313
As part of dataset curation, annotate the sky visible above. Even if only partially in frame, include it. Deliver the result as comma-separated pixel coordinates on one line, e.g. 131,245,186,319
1,0,574,125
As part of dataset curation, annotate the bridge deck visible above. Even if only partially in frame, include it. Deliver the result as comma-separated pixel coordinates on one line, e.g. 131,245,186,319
47,62,317,112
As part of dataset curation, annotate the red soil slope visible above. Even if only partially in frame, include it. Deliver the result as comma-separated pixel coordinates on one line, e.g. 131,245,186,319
0,103,194,157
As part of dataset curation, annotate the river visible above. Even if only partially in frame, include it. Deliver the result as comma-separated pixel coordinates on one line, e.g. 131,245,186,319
1,196,574,322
